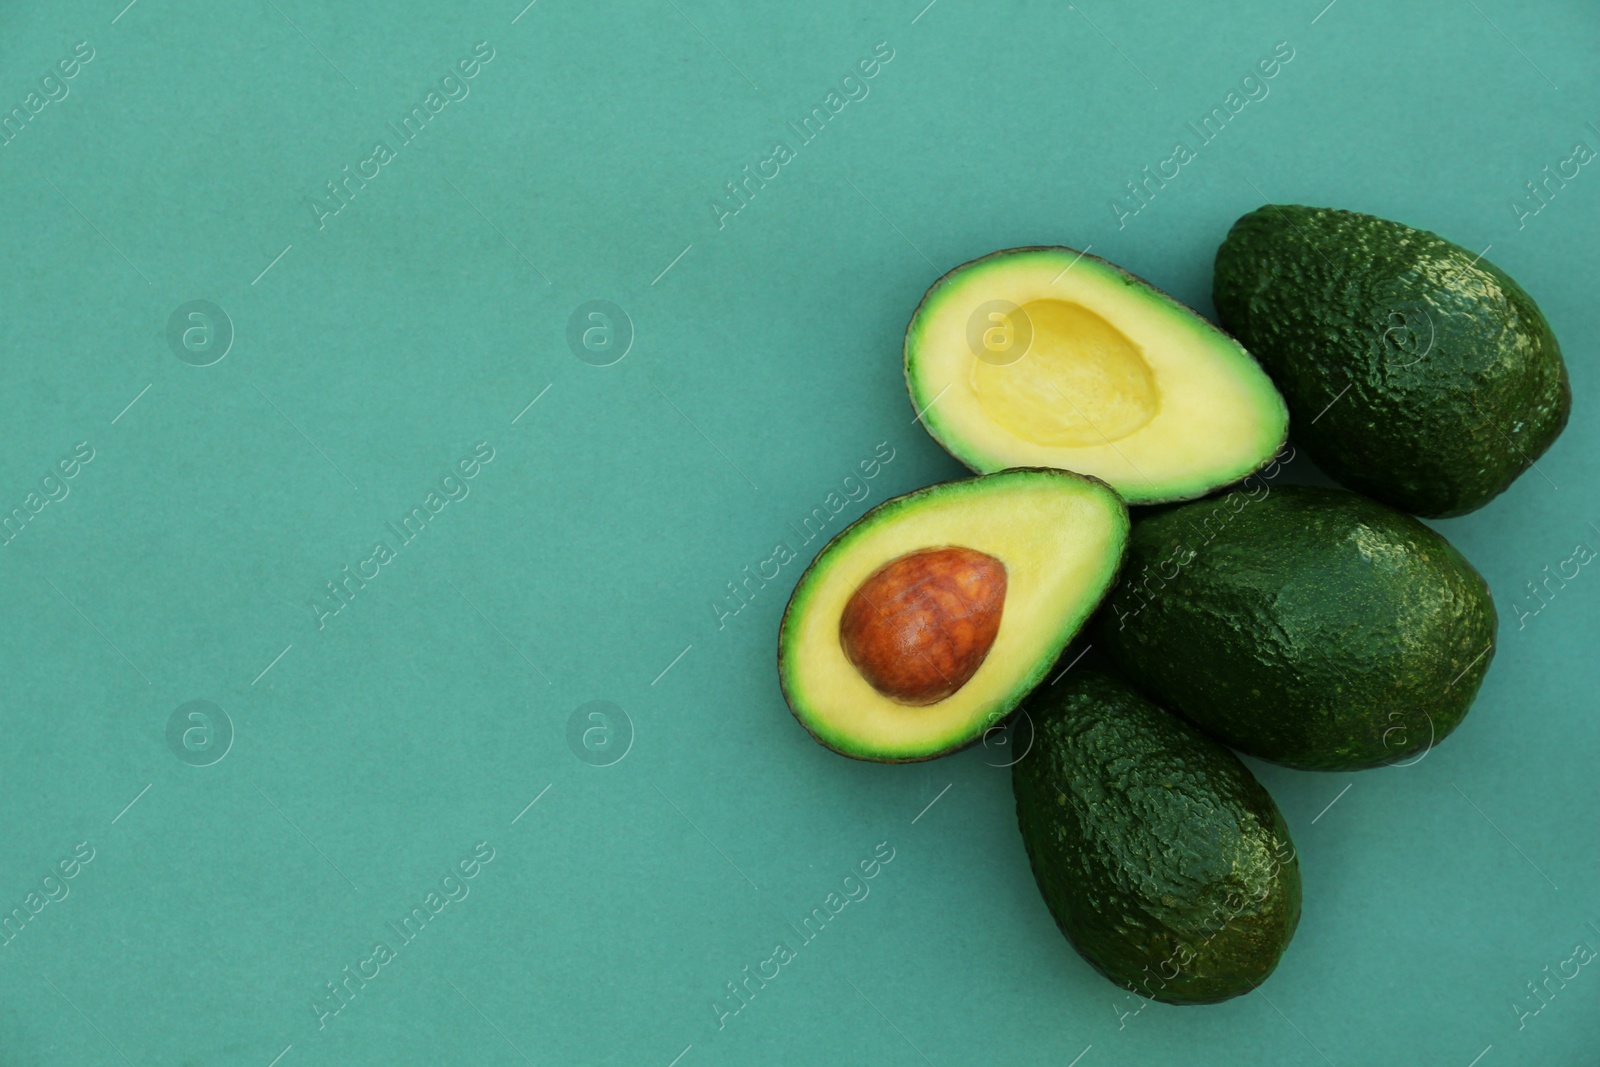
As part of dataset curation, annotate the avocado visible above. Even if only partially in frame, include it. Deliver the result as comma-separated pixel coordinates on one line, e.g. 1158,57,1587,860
1100,485,1497,770
1213,205,1571,517
1013,670,1300,1004
904,247,1289,505
778,468,1127,762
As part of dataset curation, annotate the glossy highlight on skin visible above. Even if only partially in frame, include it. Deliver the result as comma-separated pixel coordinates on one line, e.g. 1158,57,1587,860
838,546,1007,705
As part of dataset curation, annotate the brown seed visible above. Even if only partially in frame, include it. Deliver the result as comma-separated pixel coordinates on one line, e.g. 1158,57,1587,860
839,546,1007,706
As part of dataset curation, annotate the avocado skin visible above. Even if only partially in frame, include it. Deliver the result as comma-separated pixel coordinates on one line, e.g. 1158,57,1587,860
1099,485,1497,771
1213,204,1570,517
1013,671,1300,1005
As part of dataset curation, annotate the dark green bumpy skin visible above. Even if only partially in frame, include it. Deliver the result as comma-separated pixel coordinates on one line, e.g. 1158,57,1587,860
1099,485,1497,770
1013,671,1300,1005
1213,204,1570,517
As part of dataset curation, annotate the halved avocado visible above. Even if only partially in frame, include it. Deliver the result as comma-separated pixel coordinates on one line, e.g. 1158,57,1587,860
777,468,1128,762
904,247,1289,504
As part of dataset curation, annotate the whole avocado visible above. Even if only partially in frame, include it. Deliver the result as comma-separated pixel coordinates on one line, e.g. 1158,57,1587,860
1100,485,1497,771
1213,204,1570,517
1013,671,1300,1005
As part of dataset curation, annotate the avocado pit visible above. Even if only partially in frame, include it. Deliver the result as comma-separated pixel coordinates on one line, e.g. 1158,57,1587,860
838,546,1007,705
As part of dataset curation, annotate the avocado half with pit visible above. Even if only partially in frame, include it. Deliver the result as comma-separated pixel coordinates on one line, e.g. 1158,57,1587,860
777,468,1128,762
904,247,1289,504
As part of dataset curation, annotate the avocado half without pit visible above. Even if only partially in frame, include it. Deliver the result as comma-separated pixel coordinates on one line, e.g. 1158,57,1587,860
778,468,1128,762
904,247,1289,504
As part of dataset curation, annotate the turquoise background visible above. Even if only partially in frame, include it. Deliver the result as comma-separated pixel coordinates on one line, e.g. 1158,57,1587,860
0,0,1595,1063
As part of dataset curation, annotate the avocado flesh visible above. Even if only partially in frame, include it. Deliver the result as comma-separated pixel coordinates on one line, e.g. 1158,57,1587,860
1100,485,1497,771
1213,204,1571,517
1014,671,1301,1004
904,247,1288,505
778,469,1128,762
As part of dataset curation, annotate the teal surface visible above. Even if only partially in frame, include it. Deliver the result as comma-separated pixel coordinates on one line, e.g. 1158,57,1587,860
0,1,1595,1063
